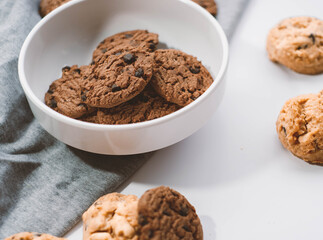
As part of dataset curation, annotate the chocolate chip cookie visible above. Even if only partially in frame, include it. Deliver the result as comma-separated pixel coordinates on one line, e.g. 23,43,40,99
45,65,94,118
5,232,66,240
192,0,217,17
82,193,140,240
82,48,154,108
267,16,323,75
39,0,70,17
138,186,203,240
92,85,181,124
151,49,213,106
276,90,323,165
92,30,159,61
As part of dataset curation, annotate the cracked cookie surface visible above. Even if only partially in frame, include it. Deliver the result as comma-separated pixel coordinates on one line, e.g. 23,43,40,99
276,90,323,165
92,85,181,124
92,30,158,61
45,65,94,118
82,48,154,108
39,0,70,17
267,16,323,74
82,193,139,240
138,186,203,240
5,232,66,240
192,0,217,16
151,49,213,106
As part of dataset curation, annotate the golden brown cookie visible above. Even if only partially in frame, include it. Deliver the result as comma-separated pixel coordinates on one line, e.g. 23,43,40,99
267,16,323,75
192,0,217,17
276,90,323,165
45,65,94,118
151,49,213,106
138,186,203,240
39,0,71,17
92,30,158,61
82,193,140,240
82,48,154,108
5,232,66,240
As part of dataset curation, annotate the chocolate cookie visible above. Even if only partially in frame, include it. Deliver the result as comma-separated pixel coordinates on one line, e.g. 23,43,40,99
192,0,217,17
151,49,213,106
82,193,139,240
45,65,94,118
39,0,70,17
5,232,66,240
92,85,181,124
267,16,323,75
138,186,203,240
92,30,159,61
82,48,154,108
276,90,323,165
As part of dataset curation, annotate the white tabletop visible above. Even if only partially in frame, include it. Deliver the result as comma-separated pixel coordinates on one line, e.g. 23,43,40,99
66,0,323,239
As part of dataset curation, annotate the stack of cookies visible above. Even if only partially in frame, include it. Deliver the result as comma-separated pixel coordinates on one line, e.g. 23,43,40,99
45,30,214,124
5,186,203,240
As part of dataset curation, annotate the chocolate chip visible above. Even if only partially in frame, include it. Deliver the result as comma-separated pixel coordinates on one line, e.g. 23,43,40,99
50,99,57,108
123,53,136,64
125,34,133,39
179,206,188,216
309,33,315,44
149,43,156,51
111,84,121,92
62,66,71,72
100,39,106,44
101,48,107,53
282,126,287,135
296,44,308,50
83,76,88,80
73,68,81,74
135,68,144,77
115,51,122,56
47,89,53,94
81,93,87,101
138,214,148,226
189,66,200,74
91,61,95,65
182,225,190,232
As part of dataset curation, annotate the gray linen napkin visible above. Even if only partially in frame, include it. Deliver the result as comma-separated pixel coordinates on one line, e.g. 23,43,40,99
0,0,248,238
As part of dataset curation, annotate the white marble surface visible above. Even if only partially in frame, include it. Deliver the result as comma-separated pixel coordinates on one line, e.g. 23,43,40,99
66,0,323,239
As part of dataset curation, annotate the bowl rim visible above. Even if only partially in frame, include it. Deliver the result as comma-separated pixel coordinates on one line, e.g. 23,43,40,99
18,0,229,131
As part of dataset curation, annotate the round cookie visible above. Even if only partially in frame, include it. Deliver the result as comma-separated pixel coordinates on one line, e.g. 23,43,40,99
138,186,203,240
45,65,94,119
267,16,323,75
192,0,217,17
151,49,213,106
82,48,154,108
5,232,66,240
92,30,159,61
93,85,181,125
276,90,323,165
39,0,70,17
82,193,140,240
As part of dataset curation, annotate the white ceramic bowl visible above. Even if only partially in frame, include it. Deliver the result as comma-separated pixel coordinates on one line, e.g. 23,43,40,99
18,0,228,155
